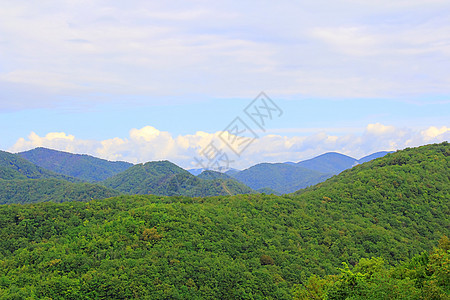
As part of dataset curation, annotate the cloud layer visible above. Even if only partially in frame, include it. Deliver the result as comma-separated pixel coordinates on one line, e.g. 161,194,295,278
9,124,450,170
1,1,450,110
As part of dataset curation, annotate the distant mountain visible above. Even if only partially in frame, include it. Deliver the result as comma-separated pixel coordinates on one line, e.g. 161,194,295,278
357,151,393,164
0,150,79,182
229,163,332,194
224,168,240,177
296,152,358,174
102,161,254,196
256,187,281,195
19,147,133,182
197,170,233,180
189,167,240,176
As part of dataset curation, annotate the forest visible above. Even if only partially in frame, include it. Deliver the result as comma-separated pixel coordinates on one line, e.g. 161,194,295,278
0,142,448,299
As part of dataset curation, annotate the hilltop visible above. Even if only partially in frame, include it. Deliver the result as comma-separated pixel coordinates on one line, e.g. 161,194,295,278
19,147,133,182
102,160,254,196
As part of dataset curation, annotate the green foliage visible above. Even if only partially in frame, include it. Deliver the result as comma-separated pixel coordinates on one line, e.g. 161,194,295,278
0,142,447,298
102,161,255,197
18,147,133,182
292,142,449,266
294,236,450,299
0,195,298,299
0,178,121,205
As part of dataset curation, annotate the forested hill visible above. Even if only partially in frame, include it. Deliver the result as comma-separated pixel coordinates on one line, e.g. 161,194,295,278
197,170,233,180
0,179,120,205
290,141,449,265
102,160,255,196
19,147,133,182
0,150,78,182
0,142,447,298
0,150,121,204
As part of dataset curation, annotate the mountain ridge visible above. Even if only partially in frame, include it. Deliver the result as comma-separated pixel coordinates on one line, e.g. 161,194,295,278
18,147,133,182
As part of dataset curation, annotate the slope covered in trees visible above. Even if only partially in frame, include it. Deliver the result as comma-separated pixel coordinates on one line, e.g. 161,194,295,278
19,147,133,182
0,179,121,205
0,150,79,182
0,142,447,298
197,170,233,180
293,236,449,299
102,161,254,196
0,150,120,204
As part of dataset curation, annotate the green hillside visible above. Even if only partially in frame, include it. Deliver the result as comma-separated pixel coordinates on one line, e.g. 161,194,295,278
230,162,332,194
0,150,79,182
293,236,449,299
0,179,121,205
0,142,447,298
19,147,133,182
102,161,254,196
0,150,120,205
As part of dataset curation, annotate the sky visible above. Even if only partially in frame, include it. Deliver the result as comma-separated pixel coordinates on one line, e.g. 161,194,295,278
1,0,449,170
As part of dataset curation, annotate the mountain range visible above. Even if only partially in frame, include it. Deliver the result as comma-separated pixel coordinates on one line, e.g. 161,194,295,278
0,142,447,298
19,147,133,182
0,150,120,204
0,147,393,201
102,160,254,197
227,151,393,194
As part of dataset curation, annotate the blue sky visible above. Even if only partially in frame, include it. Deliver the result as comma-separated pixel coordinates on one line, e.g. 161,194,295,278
1,0,449,169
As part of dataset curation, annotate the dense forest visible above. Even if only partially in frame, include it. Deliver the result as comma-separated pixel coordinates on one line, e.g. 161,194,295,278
0,179,120,205
0,142,448,298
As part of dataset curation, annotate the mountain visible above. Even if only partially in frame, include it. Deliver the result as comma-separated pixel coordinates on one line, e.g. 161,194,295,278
0,150,79,182
0,150,120,204
228,151,391,194
197,170,233,180
286,151,392,172
229,163,333,194
189,167,240,176
102,160,254,196
357,150,393,164
18,147,133,182
295,152,358,174
0,142,447,299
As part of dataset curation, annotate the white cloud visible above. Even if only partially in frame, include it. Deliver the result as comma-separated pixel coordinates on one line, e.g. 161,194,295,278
9,123,449,170
1,0,450,110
